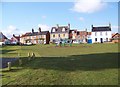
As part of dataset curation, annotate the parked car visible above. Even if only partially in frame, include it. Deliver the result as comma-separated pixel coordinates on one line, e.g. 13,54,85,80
25,42,33,45
0,42,5,46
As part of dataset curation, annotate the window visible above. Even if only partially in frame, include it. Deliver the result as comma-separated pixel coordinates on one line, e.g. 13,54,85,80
62,28,65,32
106,38,108,42
34,40,36,44
100,32,102,36
77,32,79,35
53,34,55,37
95,32,97,36
53,28,55,32
95,38,97,41
58,34,60,37
63,34,65,37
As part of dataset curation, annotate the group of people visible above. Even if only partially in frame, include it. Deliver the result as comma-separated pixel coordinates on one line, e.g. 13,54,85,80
56,39,73,47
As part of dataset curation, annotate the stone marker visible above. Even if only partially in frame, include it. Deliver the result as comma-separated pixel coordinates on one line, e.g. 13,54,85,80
32,53,35,59
28,52,31,60
8,62,11,71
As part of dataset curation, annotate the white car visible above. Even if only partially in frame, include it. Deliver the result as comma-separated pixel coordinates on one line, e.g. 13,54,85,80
0,42,5,46
25,42,32,45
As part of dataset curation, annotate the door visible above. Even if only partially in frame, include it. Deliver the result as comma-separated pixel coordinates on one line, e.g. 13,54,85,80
100,38,103,43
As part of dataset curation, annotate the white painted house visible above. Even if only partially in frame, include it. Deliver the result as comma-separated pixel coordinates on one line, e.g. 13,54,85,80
91,24,112,43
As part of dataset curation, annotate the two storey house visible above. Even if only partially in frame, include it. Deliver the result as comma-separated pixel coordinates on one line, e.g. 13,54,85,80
91,24,112,43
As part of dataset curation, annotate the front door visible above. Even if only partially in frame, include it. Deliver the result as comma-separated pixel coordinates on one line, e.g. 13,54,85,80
100,38,103,43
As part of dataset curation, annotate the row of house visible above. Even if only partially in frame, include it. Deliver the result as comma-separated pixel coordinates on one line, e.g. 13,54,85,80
0,23,120,45
20,23,119,44
20,28,50,44
0,32,20,45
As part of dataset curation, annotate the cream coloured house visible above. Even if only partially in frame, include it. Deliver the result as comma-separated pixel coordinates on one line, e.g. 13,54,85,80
50,24,70,43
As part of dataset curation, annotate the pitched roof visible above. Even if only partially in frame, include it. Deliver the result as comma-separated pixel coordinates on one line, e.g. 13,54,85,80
112,33,120,38
51,26,70,33
21,31,49,37
11,35,20,41
92,26,111,32
0,32,8,39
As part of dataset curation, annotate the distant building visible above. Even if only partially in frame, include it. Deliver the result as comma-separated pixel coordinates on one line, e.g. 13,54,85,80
0,32,8,42
20,28,50,44
87,32,92,44
111,33,120,43
0,32,9,45
50,24,70,43
11,34,20,44
69,29,87,43
91,23,112,43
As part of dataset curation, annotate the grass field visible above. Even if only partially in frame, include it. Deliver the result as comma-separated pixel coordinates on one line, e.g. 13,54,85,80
0,43,119,85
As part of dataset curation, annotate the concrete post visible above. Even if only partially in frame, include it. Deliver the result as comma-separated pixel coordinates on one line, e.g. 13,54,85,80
8,62,11,71
28,52,31,60
32,53,35,59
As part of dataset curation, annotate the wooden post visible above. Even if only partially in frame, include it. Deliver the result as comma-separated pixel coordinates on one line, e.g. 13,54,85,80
19,58,22,65
8,62,11,71
32,53,35,59
28,52,31,60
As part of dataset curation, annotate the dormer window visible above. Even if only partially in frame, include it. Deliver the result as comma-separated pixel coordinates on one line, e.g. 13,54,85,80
52,28,55,32
62,28,65,32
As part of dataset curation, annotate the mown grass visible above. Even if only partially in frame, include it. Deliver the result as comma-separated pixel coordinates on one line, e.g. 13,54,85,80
0,43,119,85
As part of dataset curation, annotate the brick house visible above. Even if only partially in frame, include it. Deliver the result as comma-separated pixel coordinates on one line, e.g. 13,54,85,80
111,33,120,43
0,32,8,42
11,34,20,44
69,29,87,43
20,28,50,44
0,32,9,45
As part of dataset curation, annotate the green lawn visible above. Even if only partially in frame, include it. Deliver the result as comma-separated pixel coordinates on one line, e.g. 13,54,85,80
0,43,119,85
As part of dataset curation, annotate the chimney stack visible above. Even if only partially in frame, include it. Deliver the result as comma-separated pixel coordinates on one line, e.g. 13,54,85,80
13,34,15,37
38,27,41,33
32,28,34,33
68,23,70,29
109,22,111,28
91,25,93,28
56,24,59,28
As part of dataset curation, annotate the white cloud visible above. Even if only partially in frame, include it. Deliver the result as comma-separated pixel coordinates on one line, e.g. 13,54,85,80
71,0,107,13
79,17,85,21
41,15,47,19
112,26,120,29
111,25,120,33
2,25,25,38
38,24,50,31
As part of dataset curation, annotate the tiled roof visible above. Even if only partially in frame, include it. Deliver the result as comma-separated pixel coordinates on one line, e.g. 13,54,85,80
112,33,120,38
0,32,8,39
51,26,70,33
12,35,20,41
92,26,111,32
21,31,49,37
